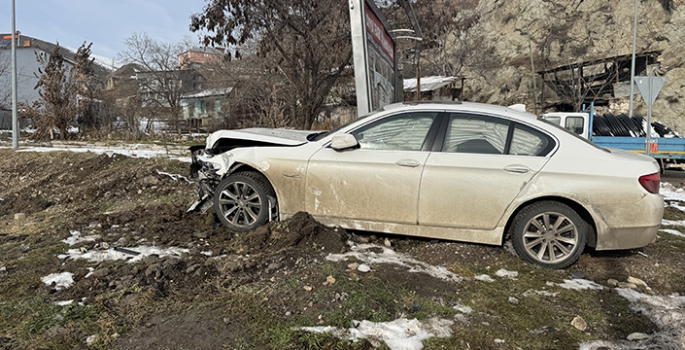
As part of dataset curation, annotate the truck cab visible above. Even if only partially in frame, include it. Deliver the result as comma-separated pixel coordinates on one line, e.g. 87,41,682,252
541,112,591,140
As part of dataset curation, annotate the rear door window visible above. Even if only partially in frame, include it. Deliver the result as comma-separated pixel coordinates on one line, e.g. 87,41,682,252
510,124,555,156
441,113,556,156
443,114,510,154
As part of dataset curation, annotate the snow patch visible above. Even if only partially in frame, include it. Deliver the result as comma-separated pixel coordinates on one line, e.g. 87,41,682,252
296,317,453,350
474,274,495,282
523,289,558,297
326,244,462,282
660,229,685,238
41,272,74,290
55,300,74,306
580,289,685,349
547,279,603,291
62,230,100,246
495,269,518,279
15,147,191,163
660,183,685,202
452,303,473,314
59,245,189,263
661,219,685,227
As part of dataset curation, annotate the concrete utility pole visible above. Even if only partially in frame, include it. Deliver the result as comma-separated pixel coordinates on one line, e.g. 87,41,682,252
628,0,638,118
11,0,19,148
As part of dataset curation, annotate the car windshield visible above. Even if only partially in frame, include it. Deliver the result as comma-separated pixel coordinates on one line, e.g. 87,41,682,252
309,111,378,141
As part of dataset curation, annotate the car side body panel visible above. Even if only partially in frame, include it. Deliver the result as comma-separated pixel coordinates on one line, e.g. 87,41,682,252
210,144,320,217
419,152,549,230
497,133,663,250
306,147,429,225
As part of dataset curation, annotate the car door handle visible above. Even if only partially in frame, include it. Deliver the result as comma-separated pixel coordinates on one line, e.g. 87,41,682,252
503,165,531,174
396,159,421,168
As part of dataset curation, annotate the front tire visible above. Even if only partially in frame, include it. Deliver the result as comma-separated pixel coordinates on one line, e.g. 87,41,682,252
510,201,586,269
214,172,273,232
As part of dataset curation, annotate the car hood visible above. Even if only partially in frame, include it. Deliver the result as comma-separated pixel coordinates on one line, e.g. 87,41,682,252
206,128,316,149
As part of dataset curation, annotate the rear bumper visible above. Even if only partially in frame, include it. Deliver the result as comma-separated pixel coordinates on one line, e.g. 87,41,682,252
594,193,664,250
597,224,659,250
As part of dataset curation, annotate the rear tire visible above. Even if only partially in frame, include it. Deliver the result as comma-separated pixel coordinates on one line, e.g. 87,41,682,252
214,172,274,232
510,201,586,269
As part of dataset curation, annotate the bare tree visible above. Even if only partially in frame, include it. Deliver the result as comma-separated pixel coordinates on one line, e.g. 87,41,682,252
26,43,93,139
390,0,481,77
119,33,192,133
190,0,353,130
0,53,10,110
197,40,295,129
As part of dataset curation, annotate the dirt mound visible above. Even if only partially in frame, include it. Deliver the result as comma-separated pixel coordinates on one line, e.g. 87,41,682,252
240,211,347,254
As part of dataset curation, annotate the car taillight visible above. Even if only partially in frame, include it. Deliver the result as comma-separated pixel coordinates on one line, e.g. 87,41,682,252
638,173,660,194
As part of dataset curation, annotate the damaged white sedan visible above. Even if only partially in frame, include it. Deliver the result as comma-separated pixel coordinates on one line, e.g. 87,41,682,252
189,102,663,269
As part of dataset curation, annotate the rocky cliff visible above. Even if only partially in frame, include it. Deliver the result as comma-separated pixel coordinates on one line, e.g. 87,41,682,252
439,0,684,131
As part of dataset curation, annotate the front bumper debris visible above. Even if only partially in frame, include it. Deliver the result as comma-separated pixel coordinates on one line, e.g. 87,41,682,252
187,145,220,213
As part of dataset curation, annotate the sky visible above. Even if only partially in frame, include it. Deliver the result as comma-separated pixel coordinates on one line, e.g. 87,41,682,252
1,0,208,66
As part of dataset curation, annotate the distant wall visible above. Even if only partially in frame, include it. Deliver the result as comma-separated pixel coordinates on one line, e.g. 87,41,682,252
0,47,43,104
0,109,29,130
0,110,11,129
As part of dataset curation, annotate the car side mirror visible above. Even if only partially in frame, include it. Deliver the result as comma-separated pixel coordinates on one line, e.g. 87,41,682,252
330,134,359,151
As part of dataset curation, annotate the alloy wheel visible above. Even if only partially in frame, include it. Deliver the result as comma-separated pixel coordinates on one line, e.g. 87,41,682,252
521,211,579,264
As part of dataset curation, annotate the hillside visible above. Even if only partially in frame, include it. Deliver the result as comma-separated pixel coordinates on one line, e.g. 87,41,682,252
414,0,684,130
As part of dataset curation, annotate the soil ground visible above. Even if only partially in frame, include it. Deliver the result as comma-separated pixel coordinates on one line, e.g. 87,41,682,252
0,149,684,350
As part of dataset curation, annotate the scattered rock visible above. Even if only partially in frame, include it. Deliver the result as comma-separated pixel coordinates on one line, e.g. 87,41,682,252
88,267,110,279
412,301,421,311
618,282,638,289
14,213,26,221
303,285,313,291
347,262,359,270
193,231,210,239
627,332,649,341
356,236,370,244
326,275,336,284
571,316,587,331
142,176,160,185
571,271,585,279
368,338,382,348
627,276,651,291
86,334,98,346
383,238,392,247
145,264,163,279
607,279,619,287
508,296,519,305
94,242,110,250
494,338,505,343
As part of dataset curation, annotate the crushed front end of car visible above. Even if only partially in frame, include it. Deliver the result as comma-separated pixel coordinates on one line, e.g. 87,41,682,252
187,144,232,214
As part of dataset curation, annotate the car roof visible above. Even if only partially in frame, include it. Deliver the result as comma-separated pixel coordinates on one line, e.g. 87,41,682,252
382,101,539,122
